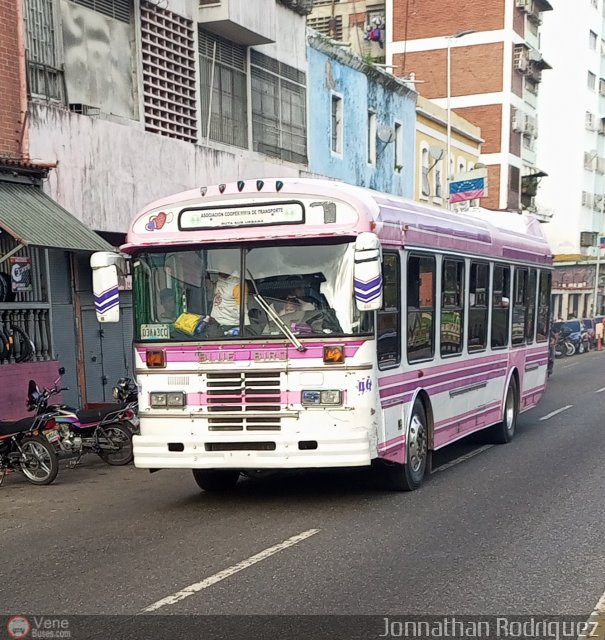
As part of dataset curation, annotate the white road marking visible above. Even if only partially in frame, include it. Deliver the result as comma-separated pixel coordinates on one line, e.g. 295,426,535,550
434,445,494,473
595,387,605,394
142,528,320,612
539,405,573,421
563,362,578,368
577,589,605,640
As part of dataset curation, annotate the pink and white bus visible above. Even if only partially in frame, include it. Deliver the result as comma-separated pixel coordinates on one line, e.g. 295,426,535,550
91,178,552,492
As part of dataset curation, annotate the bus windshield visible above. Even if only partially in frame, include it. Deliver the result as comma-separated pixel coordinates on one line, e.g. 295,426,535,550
133,241,374,341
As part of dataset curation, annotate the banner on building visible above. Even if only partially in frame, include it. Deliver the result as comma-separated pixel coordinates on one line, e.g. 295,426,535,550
449,168,488,203
10,256,32,292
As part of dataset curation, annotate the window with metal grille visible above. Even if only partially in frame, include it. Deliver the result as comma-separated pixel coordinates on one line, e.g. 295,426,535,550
199,28,248,148
71,0,130,22
23,0,65,102
307,15,343,40
141,2,197,143
251,50,307,163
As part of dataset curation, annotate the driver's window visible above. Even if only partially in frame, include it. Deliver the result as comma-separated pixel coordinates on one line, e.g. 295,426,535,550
377,252,401,369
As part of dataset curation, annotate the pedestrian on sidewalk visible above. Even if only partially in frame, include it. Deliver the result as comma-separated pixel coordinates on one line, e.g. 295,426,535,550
598,318,605,352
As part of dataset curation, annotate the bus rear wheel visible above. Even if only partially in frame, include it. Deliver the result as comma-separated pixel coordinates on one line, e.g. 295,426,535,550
192,469,240,492
489,378,518,444
380,400,428,491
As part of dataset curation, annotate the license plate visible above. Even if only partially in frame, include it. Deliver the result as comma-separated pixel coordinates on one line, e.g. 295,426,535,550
45,429,61,444
141,324,170,340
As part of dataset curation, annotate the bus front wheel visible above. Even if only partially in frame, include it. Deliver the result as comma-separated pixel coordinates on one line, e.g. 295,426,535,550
192,469,240,492
380,400,428,491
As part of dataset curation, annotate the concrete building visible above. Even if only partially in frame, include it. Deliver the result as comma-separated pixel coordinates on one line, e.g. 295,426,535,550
536,0,605,317
306,31,416,197
387,0,553,216
307,0,386,63
0,0,312,416
415,95,483,207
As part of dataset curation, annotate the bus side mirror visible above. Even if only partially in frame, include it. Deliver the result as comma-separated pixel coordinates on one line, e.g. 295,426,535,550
91,252,125,323
353,232,383,311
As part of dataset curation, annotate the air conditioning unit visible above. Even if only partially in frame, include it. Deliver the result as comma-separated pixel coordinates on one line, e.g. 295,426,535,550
512,109,525,133
582,191,594,208
516,0,533,12
524,114,536,136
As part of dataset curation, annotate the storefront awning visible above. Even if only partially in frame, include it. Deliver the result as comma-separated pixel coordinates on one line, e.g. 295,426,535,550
0,182,113,252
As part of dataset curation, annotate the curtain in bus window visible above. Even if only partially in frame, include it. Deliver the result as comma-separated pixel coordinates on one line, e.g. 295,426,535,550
525,269,537,343
491,265,510,348
512,268,527,345
440,259,464,356
407,254,435,362
536,271,551,342
468,262,489,352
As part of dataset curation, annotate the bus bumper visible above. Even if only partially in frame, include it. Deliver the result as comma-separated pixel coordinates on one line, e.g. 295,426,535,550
132,430,373,470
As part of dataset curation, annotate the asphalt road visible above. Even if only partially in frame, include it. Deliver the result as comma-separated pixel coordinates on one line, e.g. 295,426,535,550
1,351,604,629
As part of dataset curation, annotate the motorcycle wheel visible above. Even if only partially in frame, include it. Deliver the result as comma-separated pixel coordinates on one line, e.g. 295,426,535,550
565,341,576,356
19,436,59,485
98,423,133,466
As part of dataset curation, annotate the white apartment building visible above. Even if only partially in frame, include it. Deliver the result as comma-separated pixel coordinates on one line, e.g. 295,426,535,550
536,0,605,255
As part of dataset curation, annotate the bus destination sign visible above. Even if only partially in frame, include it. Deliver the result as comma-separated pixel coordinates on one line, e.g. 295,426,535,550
179,202,304,230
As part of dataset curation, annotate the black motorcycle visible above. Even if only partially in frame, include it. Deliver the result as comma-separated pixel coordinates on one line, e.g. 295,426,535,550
33,369,135,466
0,391,60,486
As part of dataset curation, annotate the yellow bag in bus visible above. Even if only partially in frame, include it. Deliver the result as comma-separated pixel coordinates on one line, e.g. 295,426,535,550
174,312,208,336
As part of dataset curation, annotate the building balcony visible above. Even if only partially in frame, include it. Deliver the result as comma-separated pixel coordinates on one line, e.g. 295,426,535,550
199,0,276,45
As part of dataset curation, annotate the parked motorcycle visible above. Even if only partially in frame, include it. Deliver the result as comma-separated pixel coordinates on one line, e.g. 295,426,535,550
0,389,60,486
33,370,134,466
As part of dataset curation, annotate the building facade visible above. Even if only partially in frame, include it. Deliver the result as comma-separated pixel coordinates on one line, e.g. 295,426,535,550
415,95,483,207
307,0,386,63
307,31,416,196
387,0,552,216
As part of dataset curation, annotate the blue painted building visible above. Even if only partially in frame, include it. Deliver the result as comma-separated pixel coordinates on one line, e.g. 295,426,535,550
307,31,417,197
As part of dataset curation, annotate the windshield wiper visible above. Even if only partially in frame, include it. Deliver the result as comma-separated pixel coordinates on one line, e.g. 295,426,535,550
246,270,306,352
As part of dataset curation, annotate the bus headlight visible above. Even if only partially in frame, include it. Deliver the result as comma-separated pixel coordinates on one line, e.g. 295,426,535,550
301,390,342,406
150,392,167,407
150,392,186,408
167,392,186,407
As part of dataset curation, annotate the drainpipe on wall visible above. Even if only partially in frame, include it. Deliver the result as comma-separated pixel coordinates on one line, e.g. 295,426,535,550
15,0,29,160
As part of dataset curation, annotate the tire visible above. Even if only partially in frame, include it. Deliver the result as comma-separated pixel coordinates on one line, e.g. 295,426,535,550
18,436,59,485
10,326,35,363
489,377,518,444
565,341,575,357
98,424,133,465
380,400,428,491
192,469,240,492
0,273,15,303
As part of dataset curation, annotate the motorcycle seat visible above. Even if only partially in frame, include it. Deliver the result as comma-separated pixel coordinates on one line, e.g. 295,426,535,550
76,405,121,425
0,416,36,436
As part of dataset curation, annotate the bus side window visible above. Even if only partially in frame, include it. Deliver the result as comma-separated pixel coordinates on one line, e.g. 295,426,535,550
525,269,537,344
512,268,528,346
468,261,489,352
491,264,510,349
377,252,401,369
440,259,464,356
407,254,435,363
536,271,551,342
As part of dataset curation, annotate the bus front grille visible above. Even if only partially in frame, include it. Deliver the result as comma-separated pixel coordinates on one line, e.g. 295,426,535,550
205,372,282,431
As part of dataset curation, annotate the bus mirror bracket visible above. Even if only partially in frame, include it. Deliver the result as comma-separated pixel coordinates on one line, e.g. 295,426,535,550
90,252,126,323
353,232,383,311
